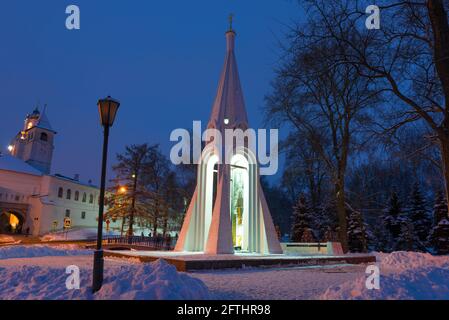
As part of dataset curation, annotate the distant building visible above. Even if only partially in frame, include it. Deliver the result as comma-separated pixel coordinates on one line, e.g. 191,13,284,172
0,107,118,236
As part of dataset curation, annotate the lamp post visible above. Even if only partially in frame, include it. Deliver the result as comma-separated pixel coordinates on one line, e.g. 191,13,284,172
127,172,138,237
92,95,120,293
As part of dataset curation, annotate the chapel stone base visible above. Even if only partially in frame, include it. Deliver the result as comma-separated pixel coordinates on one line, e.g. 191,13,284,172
103,249,376,272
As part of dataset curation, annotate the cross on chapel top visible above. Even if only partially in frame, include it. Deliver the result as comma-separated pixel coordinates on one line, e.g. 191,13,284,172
228,13,234,32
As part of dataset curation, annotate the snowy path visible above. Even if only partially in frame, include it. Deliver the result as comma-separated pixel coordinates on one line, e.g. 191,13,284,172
190,264,366,300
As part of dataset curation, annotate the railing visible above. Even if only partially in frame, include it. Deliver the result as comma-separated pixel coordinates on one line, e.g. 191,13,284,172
285,242,325,249
104,235,176,250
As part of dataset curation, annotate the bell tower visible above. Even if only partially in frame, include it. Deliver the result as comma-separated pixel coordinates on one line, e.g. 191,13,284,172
9,106,56,174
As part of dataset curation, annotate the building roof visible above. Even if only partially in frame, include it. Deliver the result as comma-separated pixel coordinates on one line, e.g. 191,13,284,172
208,30,249,132
36,107,56,133
0,154,98,189
52,173,98,189
0,154,43,176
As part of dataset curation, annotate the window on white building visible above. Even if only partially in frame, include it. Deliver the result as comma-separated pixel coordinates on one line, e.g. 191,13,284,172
82,192,86,202
58,187,63,198
65,209,70,218
75,191,79,201
89,194,93,204
66,189,71,200
81,212,86,219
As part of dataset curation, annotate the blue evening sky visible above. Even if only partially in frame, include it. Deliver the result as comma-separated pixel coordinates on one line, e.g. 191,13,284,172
0,0,303,184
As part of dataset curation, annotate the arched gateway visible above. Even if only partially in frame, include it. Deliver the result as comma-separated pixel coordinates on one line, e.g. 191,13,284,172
0,207,26,234
174,24,282,255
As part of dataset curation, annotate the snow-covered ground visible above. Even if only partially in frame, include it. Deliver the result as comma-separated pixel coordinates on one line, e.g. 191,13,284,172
320,252,449,300
171,251,449,300
0,245,448,300
0,245,209,300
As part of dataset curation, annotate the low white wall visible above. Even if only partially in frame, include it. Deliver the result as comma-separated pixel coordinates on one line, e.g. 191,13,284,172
281,242,344,256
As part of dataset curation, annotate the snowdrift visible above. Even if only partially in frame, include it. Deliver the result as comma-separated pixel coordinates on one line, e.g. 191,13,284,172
320,251,449,300
0,245,90,260
0,246,210,300
0,259,210,300
93,259,210,300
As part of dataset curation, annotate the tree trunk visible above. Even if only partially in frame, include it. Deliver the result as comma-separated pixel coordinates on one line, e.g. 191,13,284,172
162,216,168,237
438,132,449,217
428,0,449,98
152,216,158,236
152,206,159,236
120,216,125,237
335,180,348,252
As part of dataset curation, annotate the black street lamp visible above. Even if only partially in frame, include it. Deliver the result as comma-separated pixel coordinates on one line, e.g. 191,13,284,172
92,95,120,293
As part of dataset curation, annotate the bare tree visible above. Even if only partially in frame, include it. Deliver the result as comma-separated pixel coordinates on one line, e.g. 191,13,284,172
111,144,155,235
282,132,328,208
297,0,449,214
266,36,380,250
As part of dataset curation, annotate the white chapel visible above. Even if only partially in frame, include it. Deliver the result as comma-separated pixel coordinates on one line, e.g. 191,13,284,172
175,24,283,255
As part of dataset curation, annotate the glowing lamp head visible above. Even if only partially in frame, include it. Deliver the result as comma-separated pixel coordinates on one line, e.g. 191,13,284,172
224,118,230,125
7,145,13,153
98,96,120,127
119,186,127,194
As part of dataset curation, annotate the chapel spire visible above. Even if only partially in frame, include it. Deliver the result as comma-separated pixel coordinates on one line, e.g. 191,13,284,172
207,16,249,132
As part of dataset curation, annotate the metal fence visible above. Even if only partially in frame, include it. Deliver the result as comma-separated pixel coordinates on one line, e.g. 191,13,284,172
104,235,176,250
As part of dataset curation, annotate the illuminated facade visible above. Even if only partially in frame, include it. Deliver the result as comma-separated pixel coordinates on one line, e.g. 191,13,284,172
0,108,121,236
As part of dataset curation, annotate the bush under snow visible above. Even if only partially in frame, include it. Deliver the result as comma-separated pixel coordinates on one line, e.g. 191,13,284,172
94,260,210,300
320,251,449,300
377,251,449,272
